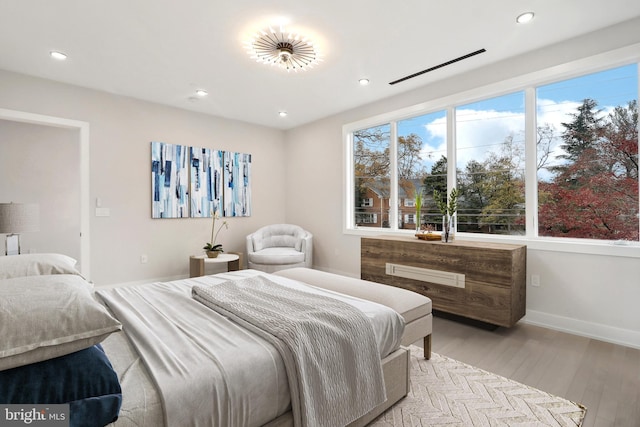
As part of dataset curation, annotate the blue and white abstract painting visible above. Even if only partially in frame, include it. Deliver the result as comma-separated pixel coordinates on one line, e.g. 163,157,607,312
151,141,189,218
223,151,252,217
189,147,223,217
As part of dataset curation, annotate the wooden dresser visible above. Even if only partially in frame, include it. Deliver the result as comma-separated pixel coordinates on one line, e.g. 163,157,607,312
361,236,526,327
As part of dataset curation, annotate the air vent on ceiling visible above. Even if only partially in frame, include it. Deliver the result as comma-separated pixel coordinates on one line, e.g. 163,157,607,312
389,48,486,85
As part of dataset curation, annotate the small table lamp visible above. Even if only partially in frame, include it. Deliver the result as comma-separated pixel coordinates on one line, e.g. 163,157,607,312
0,203,40,255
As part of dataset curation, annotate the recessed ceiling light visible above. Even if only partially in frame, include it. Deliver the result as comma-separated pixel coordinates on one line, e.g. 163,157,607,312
195,90,208,97
50,51,67,60
278,111,288,117
516,12,534,24
359,78,370,86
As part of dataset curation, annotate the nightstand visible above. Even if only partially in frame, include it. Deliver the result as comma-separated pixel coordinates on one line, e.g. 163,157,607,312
189,253,242,278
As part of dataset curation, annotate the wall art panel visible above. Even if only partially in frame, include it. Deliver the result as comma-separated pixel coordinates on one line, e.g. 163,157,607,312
151,141,189,218
189,147,223,217
223,151,252,217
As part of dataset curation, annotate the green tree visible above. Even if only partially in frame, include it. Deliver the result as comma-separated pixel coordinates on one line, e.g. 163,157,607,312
478,153,525,233
457,134,525,233
553,98,607,185
479,135,525,232
419,155,448,226
423,155,447,196
559,98,604,162
457,159,489,231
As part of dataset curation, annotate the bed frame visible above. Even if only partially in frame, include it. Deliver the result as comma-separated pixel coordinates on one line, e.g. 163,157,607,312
105,268,432,426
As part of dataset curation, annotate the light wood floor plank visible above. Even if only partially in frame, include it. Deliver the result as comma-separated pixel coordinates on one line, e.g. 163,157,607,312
538,333,590,397
614,347,640,426
428,315,640,427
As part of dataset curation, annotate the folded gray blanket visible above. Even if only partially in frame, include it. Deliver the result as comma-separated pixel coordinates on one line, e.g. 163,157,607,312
192,275,386,427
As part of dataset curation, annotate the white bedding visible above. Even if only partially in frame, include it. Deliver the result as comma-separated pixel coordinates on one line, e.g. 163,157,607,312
98,270,405,427
192,275,386,427
154,270,404,357
101,330,164,427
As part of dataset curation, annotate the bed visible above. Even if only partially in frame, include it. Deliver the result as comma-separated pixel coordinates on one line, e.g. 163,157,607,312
0,254,412,427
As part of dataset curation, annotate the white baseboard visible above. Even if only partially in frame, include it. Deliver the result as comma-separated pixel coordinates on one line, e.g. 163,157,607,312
523,309,640,350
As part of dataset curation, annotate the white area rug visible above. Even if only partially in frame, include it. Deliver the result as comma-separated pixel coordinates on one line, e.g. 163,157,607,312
371,345,586,426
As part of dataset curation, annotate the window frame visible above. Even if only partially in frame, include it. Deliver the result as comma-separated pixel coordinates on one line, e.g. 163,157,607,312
343,44,640,258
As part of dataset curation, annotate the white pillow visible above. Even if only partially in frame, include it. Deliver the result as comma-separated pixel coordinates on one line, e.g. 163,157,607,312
0,253,80,279
0,274,122,371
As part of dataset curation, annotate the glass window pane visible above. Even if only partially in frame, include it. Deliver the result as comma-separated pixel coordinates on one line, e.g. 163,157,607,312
456,92,526,235
353,124,391,228
537,64,639,241
397,111,447,232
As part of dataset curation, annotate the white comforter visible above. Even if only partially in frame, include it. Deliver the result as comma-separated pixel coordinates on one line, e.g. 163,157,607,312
97,270,404,427
193,275,386,427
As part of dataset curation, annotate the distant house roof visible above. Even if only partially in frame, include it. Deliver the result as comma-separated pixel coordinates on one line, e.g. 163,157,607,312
364,178,426,199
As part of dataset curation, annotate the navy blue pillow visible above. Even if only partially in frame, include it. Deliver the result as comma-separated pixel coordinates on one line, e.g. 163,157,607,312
0,344,122,427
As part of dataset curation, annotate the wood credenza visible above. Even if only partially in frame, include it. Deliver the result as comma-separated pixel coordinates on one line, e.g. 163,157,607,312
361,236,526,327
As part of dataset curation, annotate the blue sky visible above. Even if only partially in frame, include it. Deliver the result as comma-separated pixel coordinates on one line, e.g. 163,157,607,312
397,63,638,174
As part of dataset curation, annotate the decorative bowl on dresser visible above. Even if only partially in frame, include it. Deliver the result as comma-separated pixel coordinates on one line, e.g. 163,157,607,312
361,235,526,327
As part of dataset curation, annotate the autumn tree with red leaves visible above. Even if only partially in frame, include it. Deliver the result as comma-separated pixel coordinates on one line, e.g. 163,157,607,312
538,99,639,240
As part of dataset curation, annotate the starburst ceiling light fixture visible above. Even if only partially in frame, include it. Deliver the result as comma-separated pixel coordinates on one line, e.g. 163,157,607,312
245,25,321,72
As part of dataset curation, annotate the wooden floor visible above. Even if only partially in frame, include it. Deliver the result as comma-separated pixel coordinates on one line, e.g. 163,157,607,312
423,314,640,427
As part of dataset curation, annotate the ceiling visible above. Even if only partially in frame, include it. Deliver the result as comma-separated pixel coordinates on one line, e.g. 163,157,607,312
1,1,640,130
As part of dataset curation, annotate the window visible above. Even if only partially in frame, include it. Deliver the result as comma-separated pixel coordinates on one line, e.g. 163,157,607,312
397,111,447,231
456,92,526,235
353,124,391,228
536,64,639,241
345,59,639,249
356,213,377,224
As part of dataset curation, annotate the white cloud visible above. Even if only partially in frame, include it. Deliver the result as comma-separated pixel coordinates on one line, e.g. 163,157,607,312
421,116,447,166
420,109,525,171
455,109,525,168
415,98,619,177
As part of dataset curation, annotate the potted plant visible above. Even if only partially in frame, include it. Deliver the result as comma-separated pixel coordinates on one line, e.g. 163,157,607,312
434,188,458,243
203,210,228,258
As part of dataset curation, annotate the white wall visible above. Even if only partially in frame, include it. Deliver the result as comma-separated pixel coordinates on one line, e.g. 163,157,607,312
0,70,287,285
0,121,80,259
284,17,640,349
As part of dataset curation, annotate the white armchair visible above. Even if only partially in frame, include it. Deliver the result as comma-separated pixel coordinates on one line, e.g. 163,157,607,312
246,224,313,273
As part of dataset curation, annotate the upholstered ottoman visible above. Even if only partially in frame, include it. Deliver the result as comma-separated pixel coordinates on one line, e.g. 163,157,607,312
274,267,433,359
